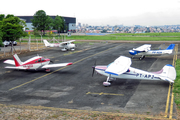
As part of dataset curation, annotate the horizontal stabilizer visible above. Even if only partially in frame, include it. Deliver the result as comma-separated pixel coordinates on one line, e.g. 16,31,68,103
4,60,15,65
42,63,73,68
105,56,131,75
5,66,26,69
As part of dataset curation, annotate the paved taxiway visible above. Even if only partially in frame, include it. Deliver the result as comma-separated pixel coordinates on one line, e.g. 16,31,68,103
0,42,177,117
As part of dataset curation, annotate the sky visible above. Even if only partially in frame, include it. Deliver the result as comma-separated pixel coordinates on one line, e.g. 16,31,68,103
1,0,180,26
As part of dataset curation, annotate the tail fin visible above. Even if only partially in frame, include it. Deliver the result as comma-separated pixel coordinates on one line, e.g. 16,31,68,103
43,40,50,47
157,64,176,83
166,44,175,50
13,54,22,67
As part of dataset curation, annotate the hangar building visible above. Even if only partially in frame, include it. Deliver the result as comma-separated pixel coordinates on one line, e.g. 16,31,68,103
16,16,76,32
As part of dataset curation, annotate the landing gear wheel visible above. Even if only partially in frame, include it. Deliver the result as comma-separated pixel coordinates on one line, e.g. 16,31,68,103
139,56,145,60
131,56,134,59
103,82,111,87
46,69,51,72
170,82,173,86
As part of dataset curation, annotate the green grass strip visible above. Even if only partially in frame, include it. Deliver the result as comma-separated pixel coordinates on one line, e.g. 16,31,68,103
174,59,180,108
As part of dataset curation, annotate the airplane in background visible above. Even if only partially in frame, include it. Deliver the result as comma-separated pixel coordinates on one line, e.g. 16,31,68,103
129,44,175,60
4,54,73,72
43,39,76,51
92,56,176,86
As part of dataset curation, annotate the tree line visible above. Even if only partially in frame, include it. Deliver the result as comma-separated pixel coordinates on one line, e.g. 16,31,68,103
0,10,66,46
31,10,66,36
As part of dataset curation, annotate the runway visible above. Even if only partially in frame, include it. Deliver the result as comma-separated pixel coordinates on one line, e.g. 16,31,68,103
0,42,176,117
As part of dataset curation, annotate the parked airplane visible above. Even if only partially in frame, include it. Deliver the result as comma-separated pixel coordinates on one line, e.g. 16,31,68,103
92,56,176,86
4,54,73,72
129,44,175,60
43,39,76,51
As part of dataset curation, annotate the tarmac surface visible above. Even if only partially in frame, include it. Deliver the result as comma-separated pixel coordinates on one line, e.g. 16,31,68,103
0,42,177,116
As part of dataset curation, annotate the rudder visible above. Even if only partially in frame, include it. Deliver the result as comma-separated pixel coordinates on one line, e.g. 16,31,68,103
13,54,22,66
43,40,50,47
159,64,176,83
166,44,175,50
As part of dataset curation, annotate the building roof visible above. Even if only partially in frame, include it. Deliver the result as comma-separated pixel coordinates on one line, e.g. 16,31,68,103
16,16,76,23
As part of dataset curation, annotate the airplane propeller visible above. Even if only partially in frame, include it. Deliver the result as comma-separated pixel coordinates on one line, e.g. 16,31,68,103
92,60,96,77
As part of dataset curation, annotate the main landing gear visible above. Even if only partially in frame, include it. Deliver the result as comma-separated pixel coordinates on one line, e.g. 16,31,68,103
103,75,116,87
131,55,145,60
139,55,145,60
170,82,173,86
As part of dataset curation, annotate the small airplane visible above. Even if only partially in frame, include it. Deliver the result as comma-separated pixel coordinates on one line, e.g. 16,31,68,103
92,56,176,86
4,54,73,72
43,39,76,51
129,44,175,60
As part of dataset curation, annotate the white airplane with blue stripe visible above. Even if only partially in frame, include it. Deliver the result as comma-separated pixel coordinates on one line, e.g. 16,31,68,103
129,44,175,60
92,56,176,86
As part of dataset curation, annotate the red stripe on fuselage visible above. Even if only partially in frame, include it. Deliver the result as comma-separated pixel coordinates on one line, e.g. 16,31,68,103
23,57,50,65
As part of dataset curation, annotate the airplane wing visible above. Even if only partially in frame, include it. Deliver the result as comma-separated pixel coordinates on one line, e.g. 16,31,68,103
4,60,15,65
41,63,73,68
105,56,132,76
61,40,75,44
133,44,151,52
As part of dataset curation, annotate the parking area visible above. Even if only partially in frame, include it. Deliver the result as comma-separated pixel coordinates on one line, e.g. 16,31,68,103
0,42,176,116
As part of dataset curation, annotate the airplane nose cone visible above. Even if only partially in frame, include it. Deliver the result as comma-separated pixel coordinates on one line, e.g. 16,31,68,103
45,58,50,61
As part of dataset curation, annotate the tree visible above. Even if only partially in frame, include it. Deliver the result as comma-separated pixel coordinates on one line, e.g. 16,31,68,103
31,10,48,35
53,15,65,34
5,14,14,19
2,16,27,41
0,14,5,21
0,21,3,46
45,15,54,30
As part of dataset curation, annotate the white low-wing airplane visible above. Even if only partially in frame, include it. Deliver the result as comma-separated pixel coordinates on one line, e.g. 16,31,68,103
43,39,76,51
4,54,73,72
129,44,175,60
92,56,176,86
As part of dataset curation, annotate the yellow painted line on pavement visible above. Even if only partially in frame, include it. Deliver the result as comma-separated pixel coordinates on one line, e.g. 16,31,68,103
86,92,124,96
164,84,171,118
169,44,178,119
164,44,178,119
9,44,122,91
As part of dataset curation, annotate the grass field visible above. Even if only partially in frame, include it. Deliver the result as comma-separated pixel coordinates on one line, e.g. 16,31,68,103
23,32,180,41
174,59,180,108
111,32,180,36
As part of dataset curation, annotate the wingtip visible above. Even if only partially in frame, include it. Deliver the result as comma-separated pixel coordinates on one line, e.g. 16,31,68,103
67,63,73,66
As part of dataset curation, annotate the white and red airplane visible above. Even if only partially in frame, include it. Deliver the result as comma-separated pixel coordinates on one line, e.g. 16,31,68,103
43,39,76,51
4,54,73,72
92,56,176,86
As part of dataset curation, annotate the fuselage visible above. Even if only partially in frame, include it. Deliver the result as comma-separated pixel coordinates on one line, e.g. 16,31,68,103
18,57,50,70
129,49,173,56
50,42,75,49
95,66,165,81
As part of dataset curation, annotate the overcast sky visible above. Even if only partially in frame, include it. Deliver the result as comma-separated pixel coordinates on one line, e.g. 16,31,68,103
1,0,180,26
